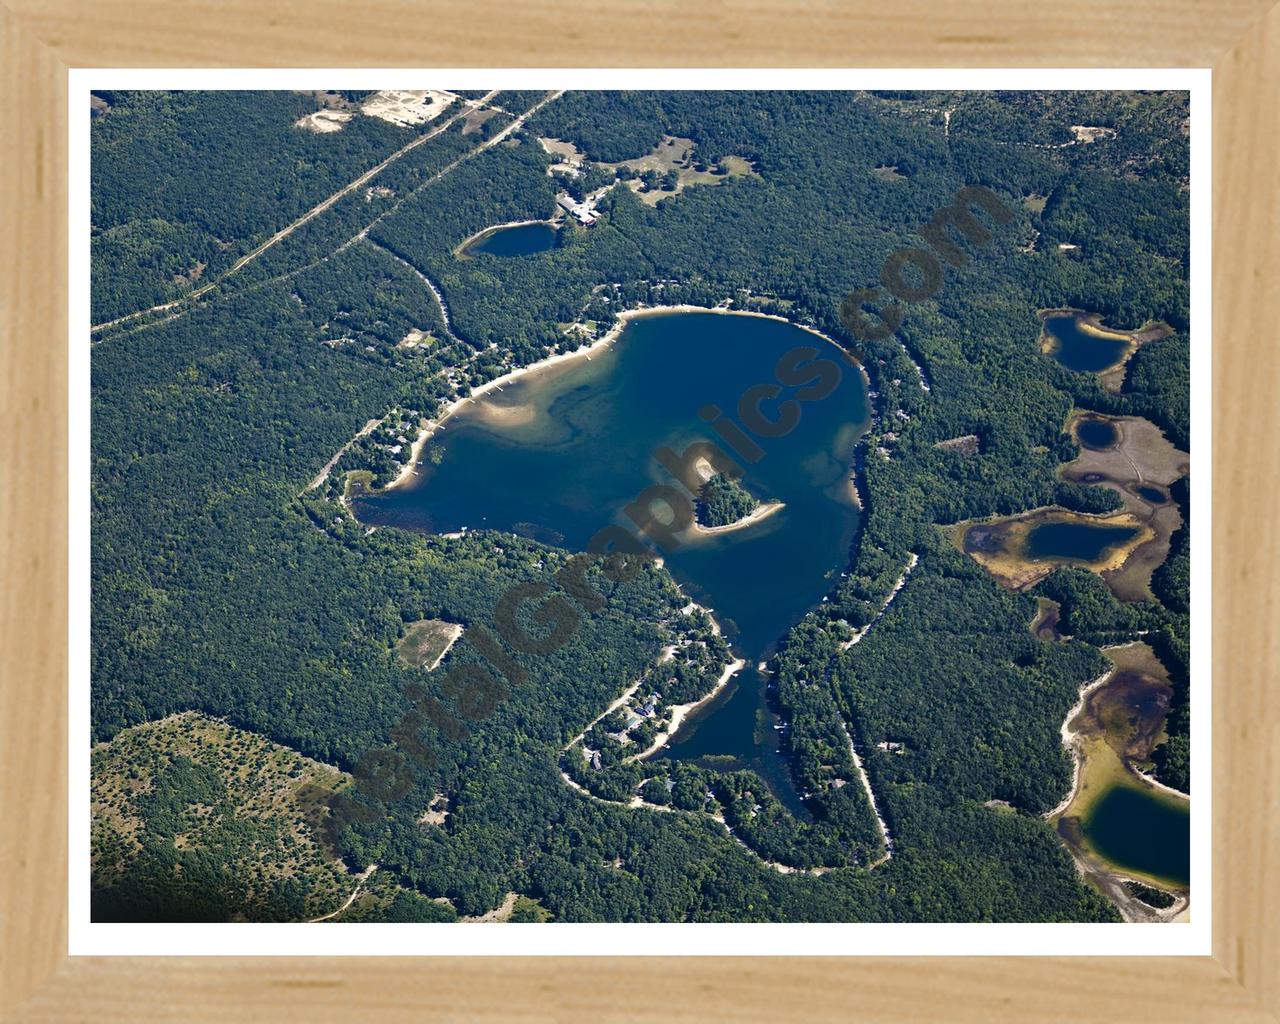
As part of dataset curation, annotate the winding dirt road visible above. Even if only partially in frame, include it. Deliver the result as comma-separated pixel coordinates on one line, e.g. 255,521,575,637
308,863,377,923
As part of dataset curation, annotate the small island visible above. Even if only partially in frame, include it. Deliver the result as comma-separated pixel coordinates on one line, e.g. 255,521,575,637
693,474,784,535
697,473,757,527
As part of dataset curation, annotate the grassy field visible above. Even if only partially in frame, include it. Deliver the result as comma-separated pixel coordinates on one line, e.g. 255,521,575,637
91,712,357,921
395,618,464,670
600,136,758,206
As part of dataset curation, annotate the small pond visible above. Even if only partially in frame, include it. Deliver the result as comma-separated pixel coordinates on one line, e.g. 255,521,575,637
1076,417,1118,450
1043,313,1130,373
1081,784,1190,887
465,222,558,258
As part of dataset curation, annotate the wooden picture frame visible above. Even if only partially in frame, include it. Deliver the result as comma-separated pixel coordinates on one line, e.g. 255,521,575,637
2,2,1276,1019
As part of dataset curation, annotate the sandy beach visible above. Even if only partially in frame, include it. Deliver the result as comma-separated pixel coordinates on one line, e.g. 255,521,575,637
384,330,621,490
453,217,561,257
616,302,855,352
686,500,784,537
1045,664,1119,821
383,303,867,493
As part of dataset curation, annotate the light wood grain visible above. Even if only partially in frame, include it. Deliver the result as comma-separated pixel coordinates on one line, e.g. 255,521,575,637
1,0,1277,68
1,0,1276,1019
1212,5,1280,1014
0,3,69,1021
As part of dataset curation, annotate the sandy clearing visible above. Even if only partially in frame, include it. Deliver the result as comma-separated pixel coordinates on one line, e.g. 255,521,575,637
460,891,519,923
1070,125,1118,144
424,623,464,671
295,109,353,133
361,90,457,127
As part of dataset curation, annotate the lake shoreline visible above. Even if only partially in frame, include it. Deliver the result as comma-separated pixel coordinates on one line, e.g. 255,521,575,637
1048,643,1191,918
630,655,748,762
357,301,881,824
1046,665,1115,821
384,304,865,494
453,217,562,258
687,500,785,537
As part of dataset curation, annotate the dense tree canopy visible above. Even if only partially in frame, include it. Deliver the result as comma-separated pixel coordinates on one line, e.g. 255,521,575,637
90,88,1190,922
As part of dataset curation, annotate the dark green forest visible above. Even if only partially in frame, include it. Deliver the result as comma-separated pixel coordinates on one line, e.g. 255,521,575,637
696,474,759,527
90,88,1191,923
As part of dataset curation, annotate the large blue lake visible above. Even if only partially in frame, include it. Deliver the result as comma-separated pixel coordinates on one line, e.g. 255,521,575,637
354,311,871,809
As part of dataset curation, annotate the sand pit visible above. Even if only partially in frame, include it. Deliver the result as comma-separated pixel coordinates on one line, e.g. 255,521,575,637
361,90,457,127
1070,125,1118,144
295,109,353,133
398,328,431,349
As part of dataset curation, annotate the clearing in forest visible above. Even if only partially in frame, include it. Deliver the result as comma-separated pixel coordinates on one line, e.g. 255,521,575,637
396,618,464,670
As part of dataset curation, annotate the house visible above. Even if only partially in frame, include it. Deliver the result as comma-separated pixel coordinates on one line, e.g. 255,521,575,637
556,191,600,226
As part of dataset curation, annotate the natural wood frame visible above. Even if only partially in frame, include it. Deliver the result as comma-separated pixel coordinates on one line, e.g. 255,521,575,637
2,2,1276,1020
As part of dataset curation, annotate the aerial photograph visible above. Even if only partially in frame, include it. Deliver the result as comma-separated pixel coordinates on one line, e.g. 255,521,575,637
88,87,1191,925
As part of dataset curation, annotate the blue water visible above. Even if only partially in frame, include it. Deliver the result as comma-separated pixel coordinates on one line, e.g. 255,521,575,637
1044,314,1130,373
353,311,871,808
1082,785,1189,887
1026,522,1140,562
465,222,558,257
